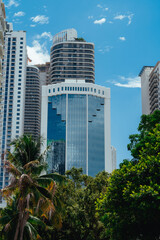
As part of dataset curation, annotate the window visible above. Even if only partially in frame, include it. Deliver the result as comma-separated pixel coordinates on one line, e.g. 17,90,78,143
102,91,104,95
17,113,20,116
17,104,20,107
49,89,51,93
20,42,23,44
19,71,22,73
18,87,21,90
16,122,19,124
94,89,96,93
17,109,20,111
20,46,23,49
17,100,20,103
19,58,22,61
18,91,21,94
53,88,55,92
18,83,21,86
16,126,19,129
16,131,19,134
17,117,20,120
98,90,100,94
58,88,60,91
20,37,23,40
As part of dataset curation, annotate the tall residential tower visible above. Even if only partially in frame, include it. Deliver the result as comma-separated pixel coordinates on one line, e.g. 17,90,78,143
0,24,27,207
50,29,95,84
139,63,160,115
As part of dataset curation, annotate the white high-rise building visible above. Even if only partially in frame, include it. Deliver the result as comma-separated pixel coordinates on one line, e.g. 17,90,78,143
139,62,160,115
111,146,116,171
0,25,27,207
139,66,154,115
0,0,6,162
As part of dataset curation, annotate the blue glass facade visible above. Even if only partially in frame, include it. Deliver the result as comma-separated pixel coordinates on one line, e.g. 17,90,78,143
67,94,87,174
88,96,105,176
47,95,66,175
47,93,105,176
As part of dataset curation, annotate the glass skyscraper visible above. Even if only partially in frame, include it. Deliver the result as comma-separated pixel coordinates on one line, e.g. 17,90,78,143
41,82,112,176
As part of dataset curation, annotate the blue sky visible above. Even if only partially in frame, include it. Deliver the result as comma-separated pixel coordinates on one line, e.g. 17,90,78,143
4,0,160,167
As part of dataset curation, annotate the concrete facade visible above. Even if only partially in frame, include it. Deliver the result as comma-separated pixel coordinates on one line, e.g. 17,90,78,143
139,62,160,114
24,66,40,139
50,29,95,84
0,27,27,207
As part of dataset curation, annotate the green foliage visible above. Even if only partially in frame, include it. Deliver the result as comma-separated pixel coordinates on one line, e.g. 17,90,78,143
75,37,86,42
43,167,110,240
97,124,160,240
0,135,64,240
128,110,160,158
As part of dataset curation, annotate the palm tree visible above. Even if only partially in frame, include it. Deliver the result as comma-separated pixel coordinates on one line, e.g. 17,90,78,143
1,135,65,240
0,197,45,240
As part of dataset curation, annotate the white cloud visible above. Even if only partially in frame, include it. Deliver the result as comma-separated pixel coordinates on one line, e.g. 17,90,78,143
119,36,126,41
94,18,106,25
36,32,52,41
105,8,109,11
114,13,134,25
114,14,126,20
108,76,141,88
6,0,19,7
128,14,134,25
98,46,113,53
27,40,50,65
30,15,49,24
88,16,93,19
97,4,103,8
30,24,36,28
14,11,25,17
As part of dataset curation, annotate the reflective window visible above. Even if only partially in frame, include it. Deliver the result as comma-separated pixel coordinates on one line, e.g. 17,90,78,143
67,94,87,174
88,95,105,176
47,95,66,175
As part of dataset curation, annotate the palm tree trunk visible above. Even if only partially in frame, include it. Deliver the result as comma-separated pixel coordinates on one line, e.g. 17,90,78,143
19,212,29,240
14,214,21,240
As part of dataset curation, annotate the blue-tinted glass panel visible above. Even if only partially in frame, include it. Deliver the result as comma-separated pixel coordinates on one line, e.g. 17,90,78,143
67,94,87,174
47,95,66,175
88,95,105,176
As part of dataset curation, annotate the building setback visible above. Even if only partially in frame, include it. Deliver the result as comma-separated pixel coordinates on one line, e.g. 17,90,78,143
50,29,95,84
0,25,27,207
24,65,40,139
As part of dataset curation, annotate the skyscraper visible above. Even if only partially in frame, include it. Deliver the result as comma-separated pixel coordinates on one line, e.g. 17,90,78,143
139,63,160,115
24,66,40,139
41,81,112,176
0,24,27,207
41,29,114,176
0,0,6,162
50,29,95,84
